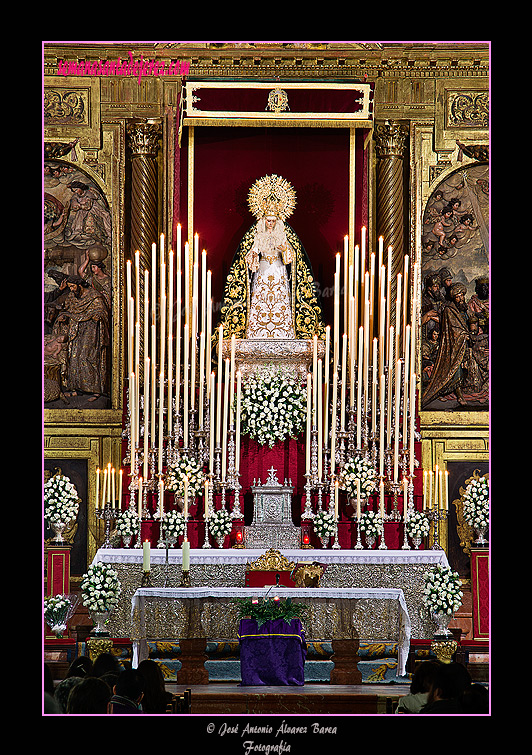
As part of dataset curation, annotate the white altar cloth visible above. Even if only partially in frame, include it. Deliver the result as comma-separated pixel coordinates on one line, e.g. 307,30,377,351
95,547,449,567
131,586,411,676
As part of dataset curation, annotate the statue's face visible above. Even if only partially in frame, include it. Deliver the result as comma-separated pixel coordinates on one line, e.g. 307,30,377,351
265,216,277,230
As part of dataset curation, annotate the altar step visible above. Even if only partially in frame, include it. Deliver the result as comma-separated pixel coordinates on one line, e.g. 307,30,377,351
148,640,407,685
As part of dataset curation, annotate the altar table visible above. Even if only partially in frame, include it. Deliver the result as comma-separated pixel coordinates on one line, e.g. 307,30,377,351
130,586,411,679
94,548,447,641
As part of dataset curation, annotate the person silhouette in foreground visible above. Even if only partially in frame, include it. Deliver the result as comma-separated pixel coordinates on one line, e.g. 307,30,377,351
107,669,145,714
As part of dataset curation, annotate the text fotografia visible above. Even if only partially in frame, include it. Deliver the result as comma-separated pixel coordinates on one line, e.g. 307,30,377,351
57,53,190,82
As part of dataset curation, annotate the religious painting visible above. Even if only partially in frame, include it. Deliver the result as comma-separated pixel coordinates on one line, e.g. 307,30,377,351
420,163,489,411
44,160,112,409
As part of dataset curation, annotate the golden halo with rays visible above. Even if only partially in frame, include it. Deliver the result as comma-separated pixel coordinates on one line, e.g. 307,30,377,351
247,174,297,221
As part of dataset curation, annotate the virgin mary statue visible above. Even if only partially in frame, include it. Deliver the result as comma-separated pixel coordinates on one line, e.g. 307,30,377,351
219,175,325,341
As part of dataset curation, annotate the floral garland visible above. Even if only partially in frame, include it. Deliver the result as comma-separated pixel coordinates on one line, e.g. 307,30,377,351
240,368,306,448
44,593,78,637
423,564,463,616
359,510,383,538
208,508,233,539
166,454,205,498
313,509,336,539
160,509,187,540
463,475,489,529
406,510,430,539
80,562,121,614
341,456,377,499
114,508,140,538
44,474,79,524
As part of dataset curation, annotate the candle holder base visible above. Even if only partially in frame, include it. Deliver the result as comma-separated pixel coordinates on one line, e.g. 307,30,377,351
179,570,191,587
141,570,152,587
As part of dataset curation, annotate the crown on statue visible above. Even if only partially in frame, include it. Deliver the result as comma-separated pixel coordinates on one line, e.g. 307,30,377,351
248,174,296,221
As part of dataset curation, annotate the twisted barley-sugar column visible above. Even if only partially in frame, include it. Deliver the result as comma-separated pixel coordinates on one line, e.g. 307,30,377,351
126,119,162,367
374,120,409,352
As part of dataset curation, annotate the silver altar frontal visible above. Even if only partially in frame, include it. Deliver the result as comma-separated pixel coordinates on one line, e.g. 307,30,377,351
245,467,300,549
93,547,449,641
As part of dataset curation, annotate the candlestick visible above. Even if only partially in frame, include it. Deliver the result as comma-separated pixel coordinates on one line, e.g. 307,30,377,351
317,360,323,481
340,333,347,431
209,372,216,474
217,325,223,446
222,358,230,481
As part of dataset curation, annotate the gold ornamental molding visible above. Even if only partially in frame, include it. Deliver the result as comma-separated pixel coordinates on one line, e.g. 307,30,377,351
182,80,374,128
246,548,297,573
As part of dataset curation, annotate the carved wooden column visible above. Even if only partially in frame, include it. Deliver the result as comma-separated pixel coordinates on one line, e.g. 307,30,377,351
127,119,162,269
374,120,409,309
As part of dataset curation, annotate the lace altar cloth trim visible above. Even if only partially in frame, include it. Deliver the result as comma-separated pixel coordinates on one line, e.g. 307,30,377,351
131,587,411,676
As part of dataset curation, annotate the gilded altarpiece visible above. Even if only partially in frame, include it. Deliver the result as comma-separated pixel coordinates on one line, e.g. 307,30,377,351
44,75,126,570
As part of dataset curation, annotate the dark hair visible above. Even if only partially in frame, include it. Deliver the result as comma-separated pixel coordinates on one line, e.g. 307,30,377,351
137,659,169,713
114,669,144,702
429,662,472,701
66,677,111,714
66,655,94,678
410,660,441,695
92,651,122,678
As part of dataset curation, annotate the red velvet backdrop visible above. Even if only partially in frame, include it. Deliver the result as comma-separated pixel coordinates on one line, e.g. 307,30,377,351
126,114,421,551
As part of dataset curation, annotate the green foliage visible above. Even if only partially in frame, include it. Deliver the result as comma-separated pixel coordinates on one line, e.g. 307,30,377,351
234,596,308,628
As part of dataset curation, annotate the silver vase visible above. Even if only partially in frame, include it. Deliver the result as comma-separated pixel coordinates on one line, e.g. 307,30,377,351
432,611,453,638
50,520,73,544
90,610,111,636
365,534,376,549
473,526,488,546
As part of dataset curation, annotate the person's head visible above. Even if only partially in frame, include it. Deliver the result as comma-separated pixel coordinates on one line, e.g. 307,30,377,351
66,677,111,714
137,659,166,690
66,655,94,679
410,660,441,695
92,651,122,678
264,215,277,230
54,676,83,713
113,669,144,705
427,662,471,704
460,683,489,714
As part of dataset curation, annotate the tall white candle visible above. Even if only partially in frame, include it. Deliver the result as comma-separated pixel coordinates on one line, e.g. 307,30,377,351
340,333,347,431
394,359,401,482
230,334,236,424
324,326,330,448
306,373,312,475
236,370,242,473
403,325,411,448
118,469,123,509
222,359,229,481
182,538,190,571
96,468,100,510
143,357,150,479
331,370,338,474
409,372,416,476
217,325,223,445
313,334,318,425
198,331,205,429
206,271,212,397
158,371,164,472
209,371,216,473
379,373,385,477
167,251,173,437
317,359,323,481
143,540,150,572
357,327,363,449
183,323,189,448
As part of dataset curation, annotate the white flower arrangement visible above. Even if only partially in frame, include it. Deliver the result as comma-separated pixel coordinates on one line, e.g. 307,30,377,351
208,508,233,539
240,368,306,448
463,475,489,529
114,508,140,537
341,456,377,499
423,564,463,616
44,474,79,524
406,510,430,539
80,562,121,614
166,454,205,498
44,593,78,636
313,509,336,539
160,509,187,539
359,510,383,538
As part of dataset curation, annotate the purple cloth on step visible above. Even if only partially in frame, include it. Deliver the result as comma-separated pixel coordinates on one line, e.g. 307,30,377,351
238,618,307,686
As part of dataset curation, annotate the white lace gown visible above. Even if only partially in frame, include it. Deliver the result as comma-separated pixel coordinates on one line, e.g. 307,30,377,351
245,221,296,339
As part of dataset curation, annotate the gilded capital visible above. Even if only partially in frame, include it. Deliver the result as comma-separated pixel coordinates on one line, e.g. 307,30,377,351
374,120,408,160
126,120,162,158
